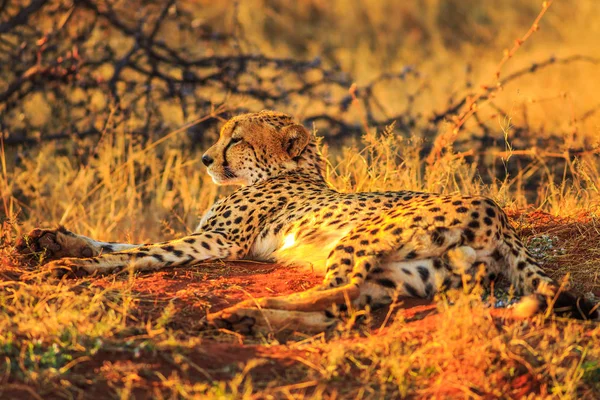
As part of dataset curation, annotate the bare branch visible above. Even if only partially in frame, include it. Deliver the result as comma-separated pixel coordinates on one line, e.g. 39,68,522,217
0,0,47,34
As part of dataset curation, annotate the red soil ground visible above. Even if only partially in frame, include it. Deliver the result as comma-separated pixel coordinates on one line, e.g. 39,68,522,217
2,210,598,398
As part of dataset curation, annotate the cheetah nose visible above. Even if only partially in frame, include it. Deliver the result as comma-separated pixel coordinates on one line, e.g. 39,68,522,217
201,154,214,167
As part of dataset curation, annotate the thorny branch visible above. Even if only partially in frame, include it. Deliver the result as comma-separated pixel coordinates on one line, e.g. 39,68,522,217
0,0,47,34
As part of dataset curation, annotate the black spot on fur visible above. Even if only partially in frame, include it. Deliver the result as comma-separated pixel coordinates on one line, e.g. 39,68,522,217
424,283,434,298
431,228,446,246
417,266,430,282
377,278,397,289
491,249,503,261
468,221,480,229
441,277,453,290
404,283,420,297
173,249,184,257
463,229,475,242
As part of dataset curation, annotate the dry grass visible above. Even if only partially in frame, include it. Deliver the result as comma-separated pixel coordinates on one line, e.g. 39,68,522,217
2,0,600,398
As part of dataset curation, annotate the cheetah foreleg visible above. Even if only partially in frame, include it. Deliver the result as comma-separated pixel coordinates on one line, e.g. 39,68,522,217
41,231,239,277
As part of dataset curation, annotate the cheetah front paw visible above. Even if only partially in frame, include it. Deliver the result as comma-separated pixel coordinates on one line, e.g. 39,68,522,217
16,227,96,262
207,306,338,334
207,308,258,334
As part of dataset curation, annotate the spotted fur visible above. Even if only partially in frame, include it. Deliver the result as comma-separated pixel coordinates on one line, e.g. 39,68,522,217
27,110,598,333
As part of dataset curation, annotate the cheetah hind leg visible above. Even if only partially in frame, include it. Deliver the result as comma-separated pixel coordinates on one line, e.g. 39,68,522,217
208,307,338,334
208,246,482,334
233,283,361,312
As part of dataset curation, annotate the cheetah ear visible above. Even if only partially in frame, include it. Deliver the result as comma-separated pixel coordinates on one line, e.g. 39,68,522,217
280,124,310,158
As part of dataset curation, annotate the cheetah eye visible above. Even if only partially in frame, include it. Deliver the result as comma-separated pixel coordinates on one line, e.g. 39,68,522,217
231,137,243,144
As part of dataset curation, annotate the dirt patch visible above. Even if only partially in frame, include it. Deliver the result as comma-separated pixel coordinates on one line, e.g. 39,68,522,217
86,261,325,332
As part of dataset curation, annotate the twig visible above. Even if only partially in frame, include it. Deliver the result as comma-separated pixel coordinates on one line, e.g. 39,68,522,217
427,0,555,164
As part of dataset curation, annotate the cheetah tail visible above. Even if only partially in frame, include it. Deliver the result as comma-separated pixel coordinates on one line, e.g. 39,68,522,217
513,290,599,321
499,233,599,320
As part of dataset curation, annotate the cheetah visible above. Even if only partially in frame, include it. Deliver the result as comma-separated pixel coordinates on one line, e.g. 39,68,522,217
17,110,598,333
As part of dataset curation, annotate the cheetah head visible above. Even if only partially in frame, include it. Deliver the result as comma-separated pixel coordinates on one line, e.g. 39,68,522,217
202,111,316,186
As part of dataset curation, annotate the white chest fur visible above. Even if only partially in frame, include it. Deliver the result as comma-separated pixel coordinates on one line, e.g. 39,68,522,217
249,226,353,275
